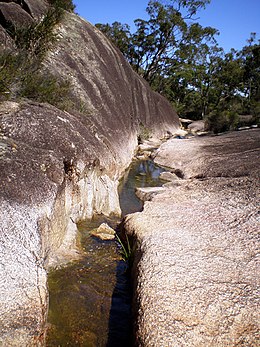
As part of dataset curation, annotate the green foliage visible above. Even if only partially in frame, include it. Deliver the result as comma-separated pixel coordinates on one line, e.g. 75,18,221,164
47,0,75,12
115,233,132,262
20,71,73,110
138,123,152,143
250,101,260,120
0,50,73,110
206,106,240,133
241,36,260,103
0,52,21,97
7,7,63,61
97,0,216,85
96,0,260,125
0,4,74,110
95,22,131,57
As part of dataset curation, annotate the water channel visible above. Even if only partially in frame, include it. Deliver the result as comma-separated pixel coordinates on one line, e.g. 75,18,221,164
46,159,167,347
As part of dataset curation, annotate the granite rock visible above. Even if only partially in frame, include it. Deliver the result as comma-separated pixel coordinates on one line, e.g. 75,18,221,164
0,7,179,345
125,129,260,346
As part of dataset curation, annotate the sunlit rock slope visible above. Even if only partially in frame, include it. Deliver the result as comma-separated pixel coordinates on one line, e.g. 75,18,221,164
0,2,179,345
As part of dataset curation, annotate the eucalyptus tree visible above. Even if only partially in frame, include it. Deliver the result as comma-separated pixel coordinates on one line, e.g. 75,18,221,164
159,21,220,117
95,22,133,58
96,0,213,83
240,34,260,106
130,0,212,84
95,0,259,127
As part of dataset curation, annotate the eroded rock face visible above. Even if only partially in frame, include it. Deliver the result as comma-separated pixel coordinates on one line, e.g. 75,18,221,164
125,129,260,346
0,0,47,24
153,129,260,179
21,0,48,18
0,0,48,51
0,100,123,345
0,2,33,28
0,8,179,346
0,24,13,49
45,12,179,143
0,201,48,347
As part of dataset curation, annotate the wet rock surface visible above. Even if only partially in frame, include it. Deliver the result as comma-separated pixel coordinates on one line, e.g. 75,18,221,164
125,129,260,346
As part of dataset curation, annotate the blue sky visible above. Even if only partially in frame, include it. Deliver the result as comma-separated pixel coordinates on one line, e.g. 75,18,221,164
73,0,260,52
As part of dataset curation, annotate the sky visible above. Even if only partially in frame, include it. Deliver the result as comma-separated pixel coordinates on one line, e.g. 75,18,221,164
73,0,260,52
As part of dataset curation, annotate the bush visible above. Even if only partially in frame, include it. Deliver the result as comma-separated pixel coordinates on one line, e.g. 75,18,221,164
0,53,18,98
0,50,73,110
138,123,151,143
20,71,73,110
250,100,260,124
206,109,239,134
7,7,64,61
47,0,75,12
0,2,76,110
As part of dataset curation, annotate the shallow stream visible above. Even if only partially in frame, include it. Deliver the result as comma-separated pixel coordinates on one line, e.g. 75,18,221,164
46,159,166,346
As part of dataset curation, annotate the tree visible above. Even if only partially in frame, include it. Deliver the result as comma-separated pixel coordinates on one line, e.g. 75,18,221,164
131,0,213,83
96,1,259,129
161,23,220,118
95,22,132,58
241,34,260,103
96,0,213,85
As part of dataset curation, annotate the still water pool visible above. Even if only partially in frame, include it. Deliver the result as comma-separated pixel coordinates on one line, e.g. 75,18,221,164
46,159,166,346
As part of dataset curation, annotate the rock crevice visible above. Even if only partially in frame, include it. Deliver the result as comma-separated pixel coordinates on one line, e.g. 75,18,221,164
0,7,179,345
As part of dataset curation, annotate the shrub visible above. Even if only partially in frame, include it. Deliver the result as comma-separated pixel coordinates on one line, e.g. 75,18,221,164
0,53,17,97
206,109,239,134
0,49,73,110
138,123,151,143
47,0,75,12
250,100,260,124
20,70,73,110
0,2,76,110
7,7,63,61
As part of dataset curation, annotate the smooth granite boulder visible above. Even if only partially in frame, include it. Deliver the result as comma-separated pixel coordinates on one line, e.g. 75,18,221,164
0,5,179,346
125,129,260,347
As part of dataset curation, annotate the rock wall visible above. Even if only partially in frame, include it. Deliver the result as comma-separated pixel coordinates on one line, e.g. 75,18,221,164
125,129,260,346
0,5,179,346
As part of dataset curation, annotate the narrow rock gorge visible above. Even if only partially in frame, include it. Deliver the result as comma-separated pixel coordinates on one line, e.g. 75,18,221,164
1,2,259,347
0,1,179,345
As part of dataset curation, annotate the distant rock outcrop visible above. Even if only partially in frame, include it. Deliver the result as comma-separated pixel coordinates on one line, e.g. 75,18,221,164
0,3,179,346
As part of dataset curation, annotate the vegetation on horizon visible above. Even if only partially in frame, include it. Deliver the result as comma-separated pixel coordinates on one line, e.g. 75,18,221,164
96,0,260,132
47,0,75,12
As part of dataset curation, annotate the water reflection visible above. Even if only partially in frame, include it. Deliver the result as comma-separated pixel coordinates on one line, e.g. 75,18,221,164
118,159,166,216
47,216,121,347
106,261,133,347
46,160,167,346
